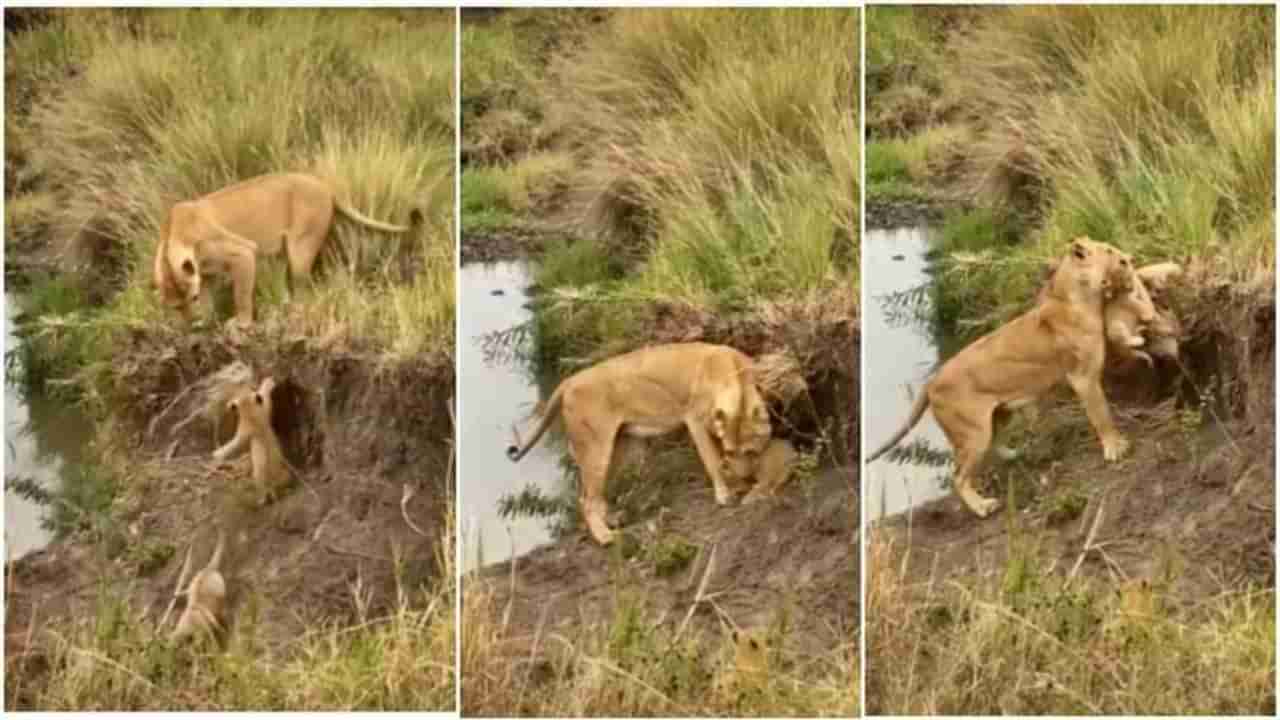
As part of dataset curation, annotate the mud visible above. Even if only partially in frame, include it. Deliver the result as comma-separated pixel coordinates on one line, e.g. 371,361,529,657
469,461,858,661
872,317,1275,603
461,226,571,265
4,322,454,698
865,197,945,230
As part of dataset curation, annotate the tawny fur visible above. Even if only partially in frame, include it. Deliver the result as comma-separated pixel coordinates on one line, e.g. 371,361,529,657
868,238,1135,518
171,530,227,644
506,342,772,545
724,437,798,505
214,377,290,504
153,172,409,326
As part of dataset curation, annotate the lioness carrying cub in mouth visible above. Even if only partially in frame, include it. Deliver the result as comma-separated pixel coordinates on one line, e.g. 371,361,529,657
153,172,411,328
507,342,772,545
868,238,1136,518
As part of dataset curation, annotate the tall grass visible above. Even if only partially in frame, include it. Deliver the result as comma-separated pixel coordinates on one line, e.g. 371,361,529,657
471,9,857,358
866,533,1275,715
929,6,1274,329
7,8,455,362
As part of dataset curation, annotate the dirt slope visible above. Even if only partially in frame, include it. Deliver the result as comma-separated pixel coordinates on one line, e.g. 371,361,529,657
472,461,857,649
5,324,454,691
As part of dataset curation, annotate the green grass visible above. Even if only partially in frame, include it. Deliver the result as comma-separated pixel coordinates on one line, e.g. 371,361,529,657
868,533,1275,715
920,7,1272,330
519,9,858,356
6,9,455,380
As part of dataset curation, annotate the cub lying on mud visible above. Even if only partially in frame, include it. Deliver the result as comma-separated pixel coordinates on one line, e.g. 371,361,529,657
507,342,772,545
153,172,410,327
868,238,1136,518
214,377,291,504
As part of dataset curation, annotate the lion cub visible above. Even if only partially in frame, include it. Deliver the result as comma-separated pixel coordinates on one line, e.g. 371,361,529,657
172,530,227,645
214,377,290,504
715,628,770,696
725,437,798,504
1107,262,1183,366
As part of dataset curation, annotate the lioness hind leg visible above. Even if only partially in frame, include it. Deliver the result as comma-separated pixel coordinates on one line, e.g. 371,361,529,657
563,403,619,546
937,404,1001,517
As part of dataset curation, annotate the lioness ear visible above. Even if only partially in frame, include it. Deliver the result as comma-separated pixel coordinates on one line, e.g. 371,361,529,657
1071,241,1088,260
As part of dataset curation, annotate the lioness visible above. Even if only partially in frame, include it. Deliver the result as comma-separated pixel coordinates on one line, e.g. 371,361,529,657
172,529,227,645
214,377,290,504
507,342,772,545
153,172,409,326
868,238,1135,517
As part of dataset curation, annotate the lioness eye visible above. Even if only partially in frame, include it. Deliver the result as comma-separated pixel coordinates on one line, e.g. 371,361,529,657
182,260,195,275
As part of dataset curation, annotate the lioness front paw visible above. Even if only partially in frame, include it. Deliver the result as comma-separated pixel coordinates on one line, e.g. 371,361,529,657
1102,434,1130,461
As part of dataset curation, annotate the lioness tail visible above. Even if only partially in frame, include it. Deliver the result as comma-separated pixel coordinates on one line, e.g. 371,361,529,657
334,199,410,234
507,387,565,462
866,389,931,463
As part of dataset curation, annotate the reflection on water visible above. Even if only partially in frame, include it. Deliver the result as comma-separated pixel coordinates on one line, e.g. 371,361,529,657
4,293,94,560
458,261,568,571
865,228,952,520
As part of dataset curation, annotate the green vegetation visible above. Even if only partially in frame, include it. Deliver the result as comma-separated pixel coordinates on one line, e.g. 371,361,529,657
868,533,1274,715
463,8,858,358
869,5,1274,334
6,8,456,400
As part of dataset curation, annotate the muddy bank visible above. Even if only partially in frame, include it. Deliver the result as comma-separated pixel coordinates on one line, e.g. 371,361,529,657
460,225,576,265
467,461,857,666
865,197,945,230
872,305,1275,602
5,322,454,695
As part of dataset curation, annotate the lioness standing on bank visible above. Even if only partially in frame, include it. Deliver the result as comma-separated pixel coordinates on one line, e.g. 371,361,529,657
507,342,772,545
867,238,1136,518
153,172,410,327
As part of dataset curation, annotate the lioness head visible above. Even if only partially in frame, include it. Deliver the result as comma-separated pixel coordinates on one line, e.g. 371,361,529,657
1047,237,1135,305
153,218,201,318
713,393,772,482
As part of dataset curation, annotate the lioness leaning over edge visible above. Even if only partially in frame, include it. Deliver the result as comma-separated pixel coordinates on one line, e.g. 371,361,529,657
153,172,411,328
867,237,1136,518
507,342,772,545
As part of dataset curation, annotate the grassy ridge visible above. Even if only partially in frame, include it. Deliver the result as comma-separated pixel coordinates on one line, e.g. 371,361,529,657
6,8,456,381
462,8,858,358
868,6,1274,333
